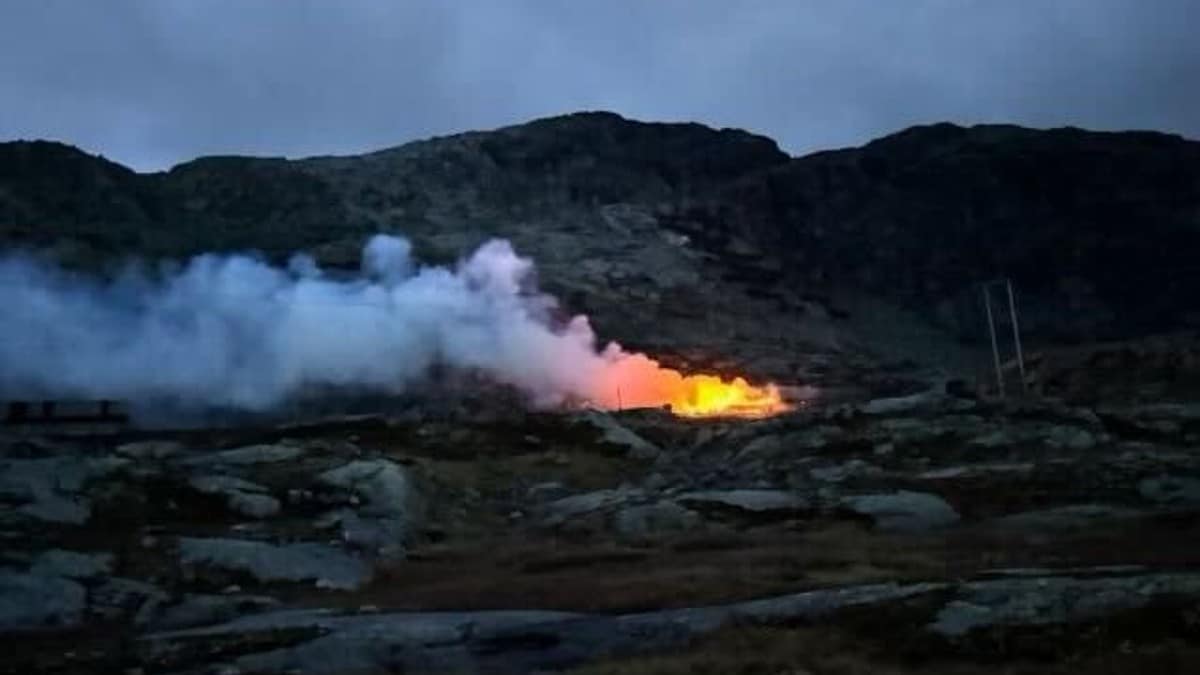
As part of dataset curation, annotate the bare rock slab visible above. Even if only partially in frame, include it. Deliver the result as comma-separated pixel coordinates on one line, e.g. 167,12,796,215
177,537,372,591
318,459,417,558
188,474,282,519
840,490,960,532
677,489,810,516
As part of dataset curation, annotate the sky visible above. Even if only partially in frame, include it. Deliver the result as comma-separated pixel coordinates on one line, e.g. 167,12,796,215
1,0,1197,172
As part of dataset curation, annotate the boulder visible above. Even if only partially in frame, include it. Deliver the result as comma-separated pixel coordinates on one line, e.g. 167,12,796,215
146,593,282,630
543,488,645,522
810,460,882,484
734,434,785,459
189,474,273,514
613,501,701,539
177,537,372,591
840,491,960,532
318,459,416,558
859,390,948,415
919,463,1034,480
677,489,811,516
188,474,282,519
209,444,305,466
575,411,660,459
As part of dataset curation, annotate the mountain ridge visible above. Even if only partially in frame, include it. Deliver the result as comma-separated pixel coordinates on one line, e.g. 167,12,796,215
2,112,1199,367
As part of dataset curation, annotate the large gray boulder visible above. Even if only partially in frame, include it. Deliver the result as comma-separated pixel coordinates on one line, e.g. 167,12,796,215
840,491,960,532
177,537,372,591
541,488,646,526
318,459,417,558
146,593,282,630
575,410,660,459
186,443,304,466
859,390,948,416
613,501,701,539
188,474,281,519
735,426,842,460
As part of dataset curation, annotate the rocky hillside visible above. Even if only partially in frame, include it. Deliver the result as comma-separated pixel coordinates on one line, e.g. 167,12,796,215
0,112,786,261
5,113,1200,674
2,112,1198,363
679,123,1200,342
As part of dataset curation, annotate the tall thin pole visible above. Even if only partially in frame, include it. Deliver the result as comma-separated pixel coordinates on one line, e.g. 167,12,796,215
983,285,1005,398
1005,280,1027,392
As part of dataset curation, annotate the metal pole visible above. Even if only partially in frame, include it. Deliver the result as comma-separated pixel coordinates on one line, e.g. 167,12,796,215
983,285,1005,398
1005,279,1027,392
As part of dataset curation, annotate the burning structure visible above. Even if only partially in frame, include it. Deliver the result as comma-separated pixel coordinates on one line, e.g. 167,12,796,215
0,235,794,421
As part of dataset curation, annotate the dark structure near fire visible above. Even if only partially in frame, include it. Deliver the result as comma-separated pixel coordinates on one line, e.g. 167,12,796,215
3,399,129,429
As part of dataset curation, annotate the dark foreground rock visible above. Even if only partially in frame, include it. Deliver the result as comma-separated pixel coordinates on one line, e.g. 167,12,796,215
4,389,1200,673
129,572,1200,674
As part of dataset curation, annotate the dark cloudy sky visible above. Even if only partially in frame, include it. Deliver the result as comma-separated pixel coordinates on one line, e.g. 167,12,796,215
2,0,1197,171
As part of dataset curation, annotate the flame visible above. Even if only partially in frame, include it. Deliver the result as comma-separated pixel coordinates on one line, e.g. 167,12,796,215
666,373,791,418
591,352,791,418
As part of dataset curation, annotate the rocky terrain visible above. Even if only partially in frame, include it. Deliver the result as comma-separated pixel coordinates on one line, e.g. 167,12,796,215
3,112,1199,376
3,112,1200,672
4,352,1200,673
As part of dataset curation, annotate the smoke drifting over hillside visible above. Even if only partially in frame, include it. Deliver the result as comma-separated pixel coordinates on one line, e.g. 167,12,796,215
0,235,785,416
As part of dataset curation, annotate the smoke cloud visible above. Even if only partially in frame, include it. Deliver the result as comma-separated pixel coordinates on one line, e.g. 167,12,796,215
0,235,659,412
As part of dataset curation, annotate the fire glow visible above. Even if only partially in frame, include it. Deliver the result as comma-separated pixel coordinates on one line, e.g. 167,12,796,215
591,352,791,418
0,234,796,419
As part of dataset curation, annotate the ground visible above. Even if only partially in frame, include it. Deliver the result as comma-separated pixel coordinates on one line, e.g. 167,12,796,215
4,341,1200,674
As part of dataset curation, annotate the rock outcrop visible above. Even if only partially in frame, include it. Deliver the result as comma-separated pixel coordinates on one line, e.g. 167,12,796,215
3,390,1200,671
3,113,1197,378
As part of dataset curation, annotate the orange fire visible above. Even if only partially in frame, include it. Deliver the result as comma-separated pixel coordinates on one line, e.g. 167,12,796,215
664,373,791,418
591,352,791,418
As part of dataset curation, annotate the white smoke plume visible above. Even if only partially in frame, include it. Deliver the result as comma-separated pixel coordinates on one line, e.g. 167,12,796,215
0,235,654,411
